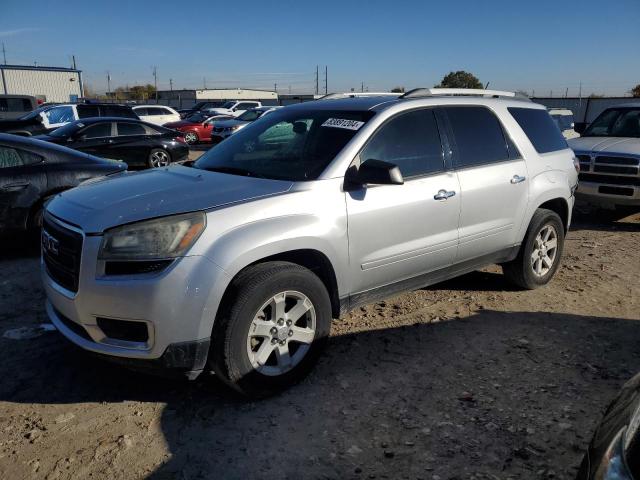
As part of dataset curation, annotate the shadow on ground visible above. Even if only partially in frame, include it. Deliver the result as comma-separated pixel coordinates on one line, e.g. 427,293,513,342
2,309,640,479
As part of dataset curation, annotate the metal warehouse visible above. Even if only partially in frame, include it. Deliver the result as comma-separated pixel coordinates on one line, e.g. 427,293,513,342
156,88,278,108
0,64,83,103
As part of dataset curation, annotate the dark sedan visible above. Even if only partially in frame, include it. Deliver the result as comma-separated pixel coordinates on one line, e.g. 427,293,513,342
577,372,640,479
36,117,189,169
0,133,126,232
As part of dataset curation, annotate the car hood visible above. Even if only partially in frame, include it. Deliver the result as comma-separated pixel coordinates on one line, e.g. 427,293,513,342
46,164,294,233
568,136,640,155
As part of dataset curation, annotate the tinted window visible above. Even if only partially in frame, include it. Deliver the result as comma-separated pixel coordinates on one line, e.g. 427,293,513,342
443,106,510,167
146,107,165,116
583,108,640,138
236,102,258,110
81,123,112,138
45,106,74,124
77,104,100,119
360,109,444,177
134,107,148,116
102,106,136,118
0,146,41,168
509,107,568,153
551,114,574,131
117,122,146,136
0,98,32,112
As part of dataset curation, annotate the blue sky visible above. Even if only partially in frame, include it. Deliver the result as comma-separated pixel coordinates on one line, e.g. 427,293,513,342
2,0,639,96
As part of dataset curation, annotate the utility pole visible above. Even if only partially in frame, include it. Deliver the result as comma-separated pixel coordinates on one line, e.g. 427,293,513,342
274,83,277,93
565,87,568,98
72,55,77,70
315,65,319,96
152,66,158,101
578,81,582,107
203,77,207,89
169,78,173,91
288,85,291,94
324,65,328,95
361,81,364,93
2,42,7,64
106,71,111,98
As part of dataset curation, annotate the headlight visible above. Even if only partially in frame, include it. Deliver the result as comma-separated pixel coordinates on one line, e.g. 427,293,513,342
99,212,206,260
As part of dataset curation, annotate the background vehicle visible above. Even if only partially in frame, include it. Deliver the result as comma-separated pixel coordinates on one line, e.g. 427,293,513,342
570,103,640,210
205,100,262,117
577,372,640,479
132,105,180,125
164,113,233,144
0,94,37,120
36,118,189,168
0,133,125,232
0,103,138,136
177,101,227,119
210,106,281,143
549,108,579,139
42,89,577,398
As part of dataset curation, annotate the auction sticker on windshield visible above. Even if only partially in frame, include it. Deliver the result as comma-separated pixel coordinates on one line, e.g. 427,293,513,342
321,118,365,130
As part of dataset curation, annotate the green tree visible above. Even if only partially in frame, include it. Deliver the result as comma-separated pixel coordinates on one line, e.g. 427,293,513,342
631,84,640,97
391,86,405,93
435,71,483,89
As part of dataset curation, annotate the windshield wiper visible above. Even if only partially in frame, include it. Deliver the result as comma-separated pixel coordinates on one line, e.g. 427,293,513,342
201,165,267,179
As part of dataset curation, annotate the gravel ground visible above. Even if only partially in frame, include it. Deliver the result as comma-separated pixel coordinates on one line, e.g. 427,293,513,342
0,205,638,480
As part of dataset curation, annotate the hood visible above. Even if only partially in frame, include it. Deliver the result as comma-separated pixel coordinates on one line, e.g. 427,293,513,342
568,136,640,155
46,164,293,233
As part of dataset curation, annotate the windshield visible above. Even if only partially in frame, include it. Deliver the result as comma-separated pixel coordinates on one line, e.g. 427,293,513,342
237,109,264,121
195,108,375,181
583,108,640,138
551,114,574,131
186,113,207,123
19,105,50,120
48,121,83,138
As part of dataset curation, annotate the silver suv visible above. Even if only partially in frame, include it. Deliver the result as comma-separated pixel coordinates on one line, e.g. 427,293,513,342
42,89,578,397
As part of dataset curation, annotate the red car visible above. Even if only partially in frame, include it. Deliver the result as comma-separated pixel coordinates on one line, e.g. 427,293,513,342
164,113,233,145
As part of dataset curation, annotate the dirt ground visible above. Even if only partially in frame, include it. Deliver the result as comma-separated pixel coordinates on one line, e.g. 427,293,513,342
0,204,639,480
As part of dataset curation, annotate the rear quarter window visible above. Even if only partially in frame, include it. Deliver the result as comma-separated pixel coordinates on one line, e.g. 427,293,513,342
509,108,568,154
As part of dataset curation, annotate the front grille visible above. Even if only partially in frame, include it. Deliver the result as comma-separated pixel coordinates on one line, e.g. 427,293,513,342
579,173,640,187
593,164,639,175
595,156,640,166
42,215,83,293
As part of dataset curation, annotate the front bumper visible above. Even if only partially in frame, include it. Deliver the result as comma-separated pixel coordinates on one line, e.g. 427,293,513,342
577,182,640,208
42,217,231,372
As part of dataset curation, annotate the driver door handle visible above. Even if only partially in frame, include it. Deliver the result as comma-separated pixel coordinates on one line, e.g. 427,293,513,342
434,189,456,200
510,175,526,184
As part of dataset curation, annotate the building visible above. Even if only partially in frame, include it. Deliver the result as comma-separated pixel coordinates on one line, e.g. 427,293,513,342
532,96,635,123
0,64,83,103
156,88,278,108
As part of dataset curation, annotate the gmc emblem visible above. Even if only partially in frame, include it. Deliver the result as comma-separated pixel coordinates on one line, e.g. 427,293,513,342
42,231,60,255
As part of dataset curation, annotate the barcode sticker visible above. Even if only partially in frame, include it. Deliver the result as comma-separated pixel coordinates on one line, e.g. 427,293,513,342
321,118,365,130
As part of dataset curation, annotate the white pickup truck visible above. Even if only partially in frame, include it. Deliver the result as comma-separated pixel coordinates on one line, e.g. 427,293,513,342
205,100,262,117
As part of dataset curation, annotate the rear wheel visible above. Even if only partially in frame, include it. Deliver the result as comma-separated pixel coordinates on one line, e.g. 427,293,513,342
183,131,198,145
503,208,565,289
148,148,171,168
209,262,331,398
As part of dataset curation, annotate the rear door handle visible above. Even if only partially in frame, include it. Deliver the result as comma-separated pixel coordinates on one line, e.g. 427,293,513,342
510,175,526,184
2,183,29,192
434,189,456,200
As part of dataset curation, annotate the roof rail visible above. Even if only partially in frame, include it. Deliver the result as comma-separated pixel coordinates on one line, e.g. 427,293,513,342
318,92,400,100
400,88,522,99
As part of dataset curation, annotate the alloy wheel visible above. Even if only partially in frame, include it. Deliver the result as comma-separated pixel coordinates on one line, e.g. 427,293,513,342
246,291,316,376
531,224,558,277
149,149,170,168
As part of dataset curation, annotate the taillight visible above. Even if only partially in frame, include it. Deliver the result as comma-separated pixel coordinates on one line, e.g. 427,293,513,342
572,156,580,173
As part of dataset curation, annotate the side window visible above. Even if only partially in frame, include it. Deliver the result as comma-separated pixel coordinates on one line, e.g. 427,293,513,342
147,108,164,116
236,103,255,110
77,105,100,119
116,122,146,136
443,106,510,168
134,108,148,116
80,123,112,139
45,106,74,124
0,146,42,168
509,108,568,154
102,106,137,118
359,109,444,178
160,108,174,115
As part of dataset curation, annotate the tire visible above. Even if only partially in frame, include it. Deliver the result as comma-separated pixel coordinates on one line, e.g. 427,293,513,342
183,131,199,145
148,148,171,168
503,208,565,290
209,261,332,398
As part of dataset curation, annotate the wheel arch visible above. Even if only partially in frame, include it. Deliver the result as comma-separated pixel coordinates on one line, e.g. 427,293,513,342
538,197,570,233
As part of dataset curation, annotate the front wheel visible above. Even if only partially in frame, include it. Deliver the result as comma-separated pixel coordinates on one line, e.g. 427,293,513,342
148,148,171,168
503,208,565,289
209,262,331,398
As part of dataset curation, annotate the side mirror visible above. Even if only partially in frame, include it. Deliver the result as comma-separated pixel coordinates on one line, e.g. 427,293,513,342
347,159,404,187
574,122,588,135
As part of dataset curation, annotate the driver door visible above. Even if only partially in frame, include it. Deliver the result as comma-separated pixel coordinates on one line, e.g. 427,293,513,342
345,108,460,296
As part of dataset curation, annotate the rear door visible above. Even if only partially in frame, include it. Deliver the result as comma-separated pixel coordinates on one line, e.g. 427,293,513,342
110,122,150,166
440,106,529,263
345,108,460,295
69,122,115,157
76,104,100,120
0,145,45,230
